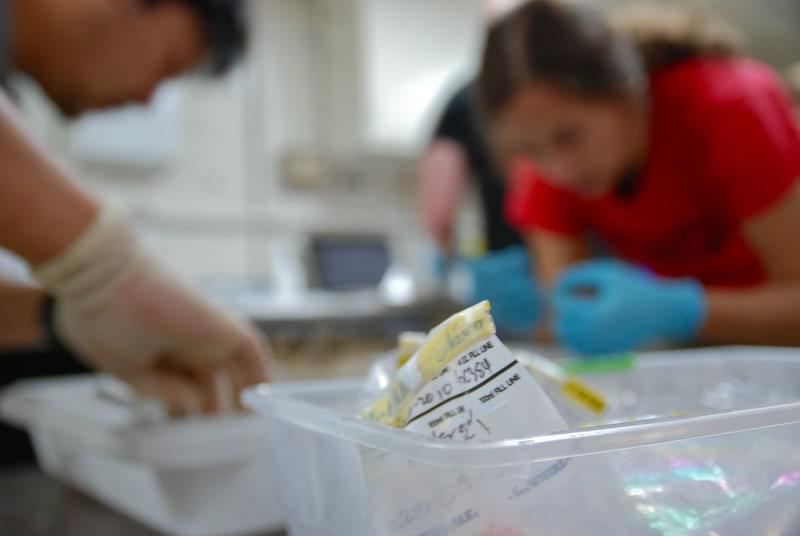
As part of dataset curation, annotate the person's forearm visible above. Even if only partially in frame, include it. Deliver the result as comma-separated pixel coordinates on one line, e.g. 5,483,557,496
529,232,589,286
702,284,800,346
0,280,45,349
416,141,468,254
0,92,99,265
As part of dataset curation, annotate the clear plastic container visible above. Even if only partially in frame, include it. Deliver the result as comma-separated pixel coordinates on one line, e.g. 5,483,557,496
1,375,285,536
243,347,800,536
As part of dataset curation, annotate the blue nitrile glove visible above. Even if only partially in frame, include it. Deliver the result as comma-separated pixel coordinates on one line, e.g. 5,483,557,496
463,246,541,335
553,259,707,357
432,249,449,286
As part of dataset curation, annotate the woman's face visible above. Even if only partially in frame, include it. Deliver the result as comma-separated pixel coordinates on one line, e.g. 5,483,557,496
495,83,648,199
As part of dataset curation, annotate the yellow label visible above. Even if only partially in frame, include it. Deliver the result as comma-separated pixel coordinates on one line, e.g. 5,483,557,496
395,332,426,368
414,301,493,380
562,380,607,414
362,301,495,427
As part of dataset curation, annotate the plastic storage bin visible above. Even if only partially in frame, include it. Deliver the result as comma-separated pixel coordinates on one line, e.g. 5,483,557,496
0,375,285,536
244,347,800,535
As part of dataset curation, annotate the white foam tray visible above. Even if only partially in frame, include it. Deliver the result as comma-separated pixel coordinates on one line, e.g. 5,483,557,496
0,375,285,536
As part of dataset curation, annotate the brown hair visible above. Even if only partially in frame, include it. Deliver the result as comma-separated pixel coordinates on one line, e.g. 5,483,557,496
478,0,743,119
614,2,742,75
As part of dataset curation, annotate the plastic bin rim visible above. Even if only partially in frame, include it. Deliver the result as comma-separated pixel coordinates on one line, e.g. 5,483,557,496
245,373,800,469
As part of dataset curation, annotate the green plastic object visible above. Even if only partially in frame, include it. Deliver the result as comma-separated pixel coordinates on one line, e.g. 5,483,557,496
562,354,636,376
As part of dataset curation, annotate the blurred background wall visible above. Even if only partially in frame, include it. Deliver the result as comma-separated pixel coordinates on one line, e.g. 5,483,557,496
6,0,799,295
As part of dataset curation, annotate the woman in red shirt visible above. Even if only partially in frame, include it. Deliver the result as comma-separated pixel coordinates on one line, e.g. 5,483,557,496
477,1,800,355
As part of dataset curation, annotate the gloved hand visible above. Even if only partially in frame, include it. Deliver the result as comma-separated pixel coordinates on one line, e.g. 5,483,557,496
430,248,450,287
553,259,706,356
462,246,541,335
33,204,270,414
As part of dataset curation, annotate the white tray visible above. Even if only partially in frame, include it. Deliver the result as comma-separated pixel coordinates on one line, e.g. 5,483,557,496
1,375,285,536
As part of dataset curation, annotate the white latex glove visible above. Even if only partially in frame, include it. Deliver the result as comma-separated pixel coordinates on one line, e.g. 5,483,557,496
33,204,270,414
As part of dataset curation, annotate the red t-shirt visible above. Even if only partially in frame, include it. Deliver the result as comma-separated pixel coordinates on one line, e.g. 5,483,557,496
506,58,800,287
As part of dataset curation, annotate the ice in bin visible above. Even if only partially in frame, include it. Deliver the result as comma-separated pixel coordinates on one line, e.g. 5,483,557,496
0,375,285,536
244,347,800,536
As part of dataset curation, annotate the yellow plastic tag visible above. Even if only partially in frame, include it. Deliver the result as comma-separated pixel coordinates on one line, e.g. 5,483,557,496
362,301,495,427
395,332,426,368
561,379,607,414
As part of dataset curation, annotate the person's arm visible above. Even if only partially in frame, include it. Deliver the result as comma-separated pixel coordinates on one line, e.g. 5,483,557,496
0,91,269,414
548,191,800,355
548,190,800,354
497,158,588,339
416,140,469,254
702,184,800,345
504,156,589,285
528,230,589,286
0,280,45,349
0,94,99,263
550,182,800,356
526,230,588,342
695,70,800,346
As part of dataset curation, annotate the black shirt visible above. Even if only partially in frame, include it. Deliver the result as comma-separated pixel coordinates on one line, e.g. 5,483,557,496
0,0,9,81
432,83,522,251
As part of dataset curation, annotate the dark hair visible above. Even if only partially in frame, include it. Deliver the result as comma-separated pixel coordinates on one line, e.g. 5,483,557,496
479,0,741,118
146,0,248,75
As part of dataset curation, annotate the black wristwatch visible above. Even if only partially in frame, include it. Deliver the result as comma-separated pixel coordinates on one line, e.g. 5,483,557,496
40,295,81,362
